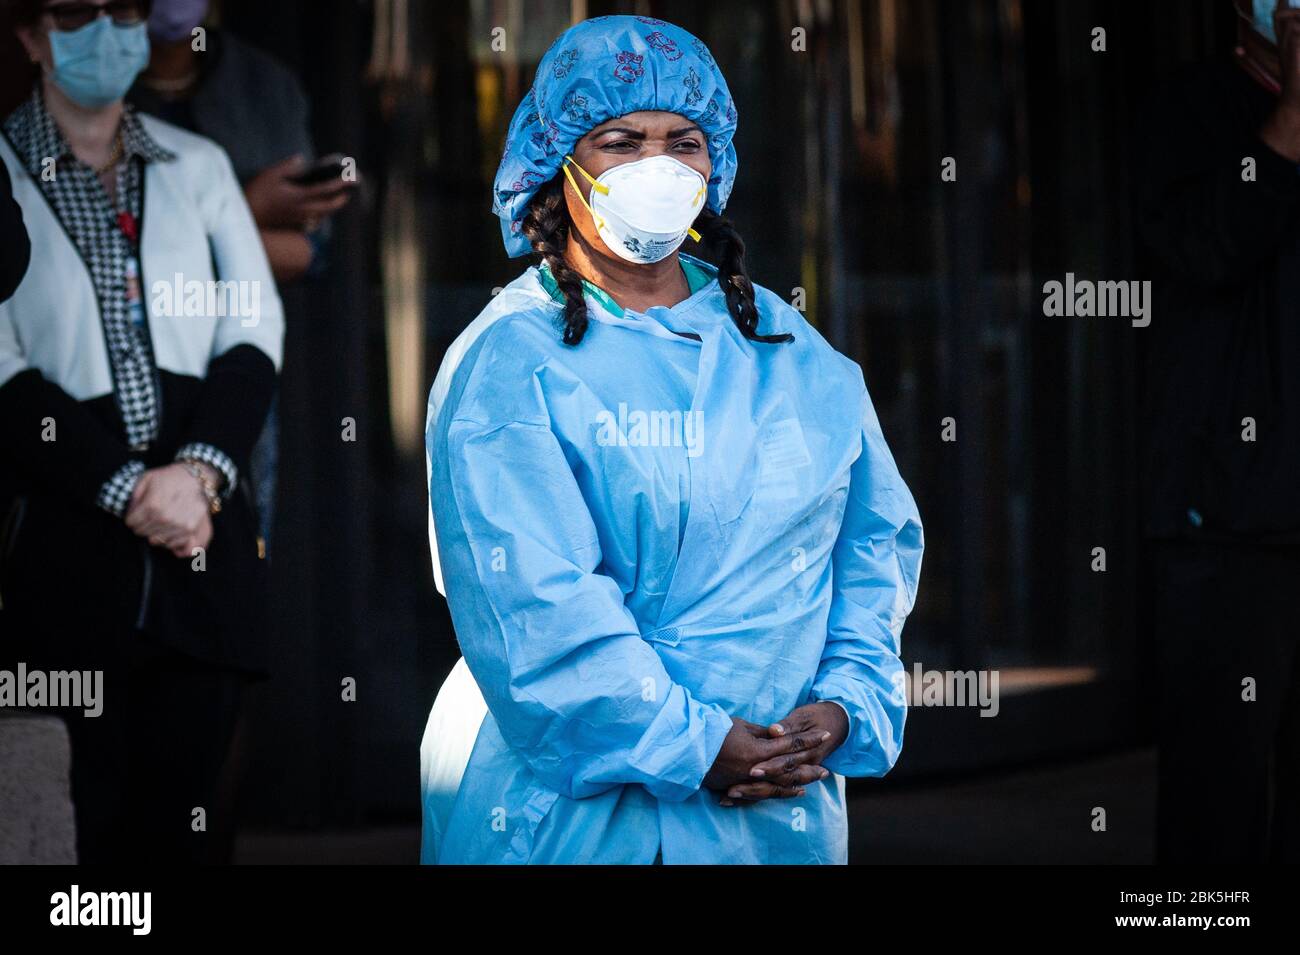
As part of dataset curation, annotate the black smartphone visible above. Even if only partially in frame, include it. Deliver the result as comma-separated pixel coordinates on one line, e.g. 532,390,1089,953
289,153,351,186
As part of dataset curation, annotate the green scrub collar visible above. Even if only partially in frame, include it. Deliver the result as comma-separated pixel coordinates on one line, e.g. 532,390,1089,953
536,254,716,319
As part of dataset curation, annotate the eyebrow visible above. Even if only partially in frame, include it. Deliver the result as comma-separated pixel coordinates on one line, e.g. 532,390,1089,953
589,124,705,140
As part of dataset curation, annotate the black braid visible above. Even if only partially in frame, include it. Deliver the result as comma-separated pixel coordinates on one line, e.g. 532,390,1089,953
521,178,590,345
694,209,794,345
519,178,793,346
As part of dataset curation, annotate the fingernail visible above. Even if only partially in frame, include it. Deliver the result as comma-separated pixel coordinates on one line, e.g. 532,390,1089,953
820,768,829,779
728,789,742,798
772,723,785,735
750,768,764,777
796,789,806,796
820,731,831,741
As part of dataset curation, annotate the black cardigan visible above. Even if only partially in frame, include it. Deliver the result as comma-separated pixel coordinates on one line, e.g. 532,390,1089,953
0,345,276,675
0,160,29,303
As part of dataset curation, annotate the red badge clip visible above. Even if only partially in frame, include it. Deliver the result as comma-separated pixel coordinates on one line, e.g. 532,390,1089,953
116,211,138,243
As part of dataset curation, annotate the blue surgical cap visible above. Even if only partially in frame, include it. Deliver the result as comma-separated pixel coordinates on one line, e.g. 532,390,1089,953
492,15,739,258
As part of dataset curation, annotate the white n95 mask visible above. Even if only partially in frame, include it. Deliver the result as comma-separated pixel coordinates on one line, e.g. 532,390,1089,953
563,154,707,264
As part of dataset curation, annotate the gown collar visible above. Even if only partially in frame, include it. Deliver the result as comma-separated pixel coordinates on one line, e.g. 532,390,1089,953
536,253,717,321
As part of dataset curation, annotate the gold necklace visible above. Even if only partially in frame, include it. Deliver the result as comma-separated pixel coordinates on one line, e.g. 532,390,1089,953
93,131,124,176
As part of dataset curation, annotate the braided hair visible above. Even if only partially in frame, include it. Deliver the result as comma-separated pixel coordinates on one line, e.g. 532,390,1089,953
520,178,590,346
520,176,794,347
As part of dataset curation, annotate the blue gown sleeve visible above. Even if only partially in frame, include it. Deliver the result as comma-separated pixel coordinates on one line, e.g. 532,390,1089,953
811,383,923,777
434,366,735,803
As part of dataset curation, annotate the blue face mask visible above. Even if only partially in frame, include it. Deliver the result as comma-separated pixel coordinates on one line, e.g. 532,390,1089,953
1250,0,1298,43
1252,0,1275,42
48,17,150,109
148,0,210,44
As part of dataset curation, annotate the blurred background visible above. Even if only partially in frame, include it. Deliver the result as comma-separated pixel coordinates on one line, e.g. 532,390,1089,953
0,0,1246,862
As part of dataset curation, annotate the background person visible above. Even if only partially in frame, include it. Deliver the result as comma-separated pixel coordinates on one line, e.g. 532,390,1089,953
0,0,283,863
1136,0,1300,863
132,0,353,286
131,0,356,554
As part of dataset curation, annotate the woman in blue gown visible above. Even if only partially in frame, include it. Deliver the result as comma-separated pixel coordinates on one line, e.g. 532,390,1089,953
420,15,923,865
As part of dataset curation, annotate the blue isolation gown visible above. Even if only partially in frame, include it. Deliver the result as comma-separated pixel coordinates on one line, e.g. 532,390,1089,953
422,254,922,864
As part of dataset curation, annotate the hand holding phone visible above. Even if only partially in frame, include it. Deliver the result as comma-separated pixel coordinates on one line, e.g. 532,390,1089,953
245,154,357,231
288,153,352,186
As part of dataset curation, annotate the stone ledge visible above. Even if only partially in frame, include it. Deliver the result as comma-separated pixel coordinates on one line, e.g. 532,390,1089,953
0,713,77,864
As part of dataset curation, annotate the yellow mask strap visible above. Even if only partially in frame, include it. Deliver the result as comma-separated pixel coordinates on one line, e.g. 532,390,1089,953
562,155,608,230
563,155,610,195
686,184,705,241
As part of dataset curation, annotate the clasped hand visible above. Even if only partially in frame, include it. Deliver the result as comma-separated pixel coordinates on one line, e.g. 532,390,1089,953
703,701,849,807
124,462,215,558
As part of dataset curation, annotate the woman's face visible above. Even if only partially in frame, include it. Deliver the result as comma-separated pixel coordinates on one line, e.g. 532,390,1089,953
16,1,151,81
564,110,711,259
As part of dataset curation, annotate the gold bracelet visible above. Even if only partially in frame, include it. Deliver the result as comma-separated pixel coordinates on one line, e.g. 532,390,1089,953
180,460,223,515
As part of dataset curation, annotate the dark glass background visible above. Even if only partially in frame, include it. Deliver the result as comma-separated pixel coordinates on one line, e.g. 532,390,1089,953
0,0,1243,862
